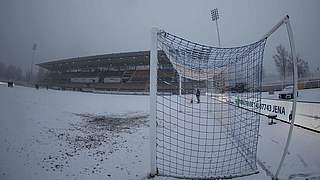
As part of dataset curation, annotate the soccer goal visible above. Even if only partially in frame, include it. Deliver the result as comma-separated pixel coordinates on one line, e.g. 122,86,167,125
149,15,298,179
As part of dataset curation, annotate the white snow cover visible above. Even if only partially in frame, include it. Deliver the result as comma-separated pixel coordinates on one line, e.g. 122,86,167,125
262,88,320,102
0,85,319,179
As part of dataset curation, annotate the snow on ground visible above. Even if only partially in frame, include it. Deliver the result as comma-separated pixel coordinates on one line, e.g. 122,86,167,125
0,86,150,180
262,88,320,102
0,85,320,180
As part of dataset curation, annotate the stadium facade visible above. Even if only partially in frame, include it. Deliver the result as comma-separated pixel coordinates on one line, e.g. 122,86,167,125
37,51,179,93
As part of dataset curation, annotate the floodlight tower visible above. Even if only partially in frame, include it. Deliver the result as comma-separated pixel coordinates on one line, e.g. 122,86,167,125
210,8,221,47
30,43,37,82
208,8,222,95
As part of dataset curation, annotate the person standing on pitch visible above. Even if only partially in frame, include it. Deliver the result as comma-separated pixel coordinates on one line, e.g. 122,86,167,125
196,88,201,103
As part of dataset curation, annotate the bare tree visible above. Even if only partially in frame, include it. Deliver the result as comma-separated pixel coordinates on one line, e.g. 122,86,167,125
5,65,22,80
25,71,32,81
37,67,48,82
287,54,310,78
273,45,289,87
273,45,310,86
0,61,7,79
0,62,24,81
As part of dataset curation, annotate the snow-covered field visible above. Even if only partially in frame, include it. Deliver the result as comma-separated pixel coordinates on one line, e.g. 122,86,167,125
0,85,320,179
262,88,320,102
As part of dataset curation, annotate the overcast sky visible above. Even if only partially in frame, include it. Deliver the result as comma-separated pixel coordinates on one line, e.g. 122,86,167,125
1,0,320,75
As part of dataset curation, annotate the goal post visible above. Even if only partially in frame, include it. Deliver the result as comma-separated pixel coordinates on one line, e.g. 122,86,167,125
149,27,158,177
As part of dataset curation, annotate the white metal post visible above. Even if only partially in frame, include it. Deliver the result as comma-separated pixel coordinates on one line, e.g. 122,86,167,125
149,27,158,177
261,16,288,40
274,17,298,179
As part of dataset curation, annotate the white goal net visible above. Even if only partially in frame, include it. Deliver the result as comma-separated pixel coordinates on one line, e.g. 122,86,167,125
150,29,267,179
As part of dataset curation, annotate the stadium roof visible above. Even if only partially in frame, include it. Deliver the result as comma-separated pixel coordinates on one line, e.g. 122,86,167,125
37,50,169,71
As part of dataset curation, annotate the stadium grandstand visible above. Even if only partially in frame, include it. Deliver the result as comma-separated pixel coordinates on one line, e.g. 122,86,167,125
37,51,180,93
36,49,320,94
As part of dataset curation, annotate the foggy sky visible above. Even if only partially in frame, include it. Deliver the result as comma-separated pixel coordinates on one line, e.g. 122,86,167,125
1,0,320,75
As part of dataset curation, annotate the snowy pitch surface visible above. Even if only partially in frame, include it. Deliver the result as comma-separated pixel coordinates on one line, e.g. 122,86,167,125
156,95,259,178
0,86,320,180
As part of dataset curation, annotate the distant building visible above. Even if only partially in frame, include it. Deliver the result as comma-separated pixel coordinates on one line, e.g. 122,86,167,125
37,51,179,93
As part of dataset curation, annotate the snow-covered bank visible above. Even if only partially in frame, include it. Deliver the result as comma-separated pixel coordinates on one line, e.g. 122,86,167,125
0,85,319,179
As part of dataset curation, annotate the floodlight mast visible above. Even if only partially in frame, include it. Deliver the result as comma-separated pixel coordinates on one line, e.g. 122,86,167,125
261,15,298,179
30,43,37,82
211,8,221,47
207,8,222,95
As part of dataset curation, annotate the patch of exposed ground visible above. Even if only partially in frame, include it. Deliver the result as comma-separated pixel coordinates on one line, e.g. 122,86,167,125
41,112,149,175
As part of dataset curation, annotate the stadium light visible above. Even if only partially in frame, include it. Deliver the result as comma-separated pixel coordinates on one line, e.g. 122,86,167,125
210,8,221,47
210,8,219,21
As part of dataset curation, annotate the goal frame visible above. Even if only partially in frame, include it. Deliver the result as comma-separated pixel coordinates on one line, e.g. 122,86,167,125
149,15,298,179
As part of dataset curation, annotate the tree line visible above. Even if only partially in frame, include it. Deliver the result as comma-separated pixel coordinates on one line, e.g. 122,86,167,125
0,61,23,81
0,61,48,82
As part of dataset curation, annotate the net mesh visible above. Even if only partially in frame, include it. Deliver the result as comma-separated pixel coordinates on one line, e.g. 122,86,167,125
155,30,267,179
